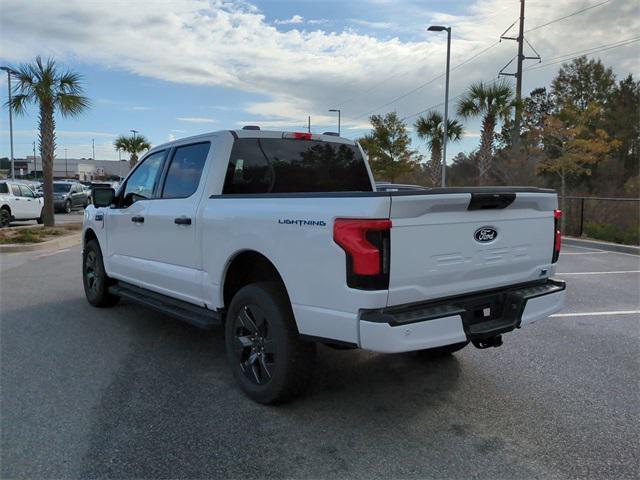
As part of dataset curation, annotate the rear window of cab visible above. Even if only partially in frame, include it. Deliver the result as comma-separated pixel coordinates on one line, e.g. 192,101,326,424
223,138,372,194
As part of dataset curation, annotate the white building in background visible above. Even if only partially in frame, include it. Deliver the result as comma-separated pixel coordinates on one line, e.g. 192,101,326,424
23,156,130,180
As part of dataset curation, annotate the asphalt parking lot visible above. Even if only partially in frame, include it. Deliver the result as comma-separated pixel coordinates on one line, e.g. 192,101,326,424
1,243,638,479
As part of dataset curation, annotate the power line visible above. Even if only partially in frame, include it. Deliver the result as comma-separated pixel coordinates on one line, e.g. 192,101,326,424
524,38,640,72
402,38,638,123
525,0,611,33
350,41,500,121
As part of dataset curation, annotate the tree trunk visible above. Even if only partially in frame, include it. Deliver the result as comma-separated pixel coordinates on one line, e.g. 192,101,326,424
129,153,138,169
39,102,56,227
478,114,496,185
428,140,442,186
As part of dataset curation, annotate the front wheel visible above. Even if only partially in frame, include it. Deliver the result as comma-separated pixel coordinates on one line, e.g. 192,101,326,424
64,200,72,214
37,208,44,224
83,239,119,307
0,208,10,228
225,282,316,404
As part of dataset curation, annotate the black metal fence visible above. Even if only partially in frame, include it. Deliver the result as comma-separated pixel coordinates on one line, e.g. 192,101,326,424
560,196,640,245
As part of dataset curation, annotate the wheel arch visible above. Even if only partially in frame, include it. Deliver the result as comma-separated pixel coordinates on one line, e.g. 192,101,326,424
83,227,99,249
221,249,292,313
1,203,11,215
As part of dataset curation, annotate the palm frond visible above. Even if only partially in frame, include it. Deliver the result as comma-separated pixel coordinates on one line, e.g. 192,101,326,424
8,94,33,116
57,93,90,117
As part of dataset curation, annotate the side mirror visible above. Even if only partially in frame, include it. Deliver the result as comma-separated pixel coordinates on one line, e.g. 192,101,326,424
92,187,116,207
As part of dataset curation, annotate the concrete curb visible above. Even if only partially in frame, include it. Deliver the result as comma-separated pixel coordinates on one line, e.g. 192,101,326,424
563,236,640,256
0,233,81,253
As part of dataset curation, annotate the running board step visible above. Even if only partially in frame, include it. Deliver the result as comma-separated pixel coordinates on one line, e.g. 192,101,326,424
109,282,221,329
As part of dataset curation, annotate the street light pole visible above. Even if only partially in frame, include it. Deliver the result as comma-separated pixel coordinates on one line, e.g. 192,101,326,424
1,66,16,179
33,141,37,180
428,25,452,188
64,148,68,177
130,129,138,139
328,109,341,136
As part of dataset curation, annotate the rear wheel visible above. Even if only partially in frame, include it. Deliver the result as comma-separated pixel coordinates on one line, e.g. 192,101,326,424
0,208,10,228
83,239,119,307
64,200,72,214
225,282,316,404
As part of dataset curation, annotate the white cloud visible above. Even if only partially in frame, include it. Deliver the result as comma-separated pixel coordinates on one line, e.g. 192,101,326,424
176,117,218,124
130,106,152,111
351,19,395,30
168,133,176,141
1,0,638,141
274,14,304,25
2,129,116,138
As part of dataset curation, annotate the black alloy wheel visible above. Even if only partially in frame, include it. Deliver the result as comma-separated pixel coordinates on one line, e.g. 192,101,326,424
0,209,10,228
232,304,275,385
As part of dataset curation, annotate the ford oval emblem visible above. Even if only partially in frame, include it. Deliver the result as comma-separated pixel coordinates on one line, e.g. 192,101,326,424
474,227,498,243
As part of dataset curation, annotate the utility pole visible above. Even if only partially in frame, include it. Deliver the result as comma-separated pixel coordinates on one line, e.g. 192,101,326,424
307,116,311,133
33,141,37,180
92,139,95,160
514,0,525,141
130,129,138,139
64,148,68,177
499,0,540,147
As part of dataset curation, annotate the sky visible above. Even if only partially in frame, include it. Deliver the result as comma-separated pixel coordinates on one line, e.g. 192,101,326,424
0,0,638,163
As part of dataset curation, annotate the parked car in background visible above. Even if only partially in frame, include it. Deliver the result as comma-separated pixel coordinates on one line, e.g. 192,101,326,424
0,180,44,227
53,181,91,213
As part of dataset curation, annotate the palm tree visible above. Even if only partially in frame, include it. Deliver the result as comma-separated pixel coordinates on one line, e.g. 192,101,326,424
414,111,464,185
8,57,89,226
457,80,513,184
114,134,151,169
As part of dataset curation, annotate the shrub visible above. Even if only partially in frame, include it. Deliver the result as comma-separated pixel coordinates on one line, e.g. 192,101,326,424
583,222,640,245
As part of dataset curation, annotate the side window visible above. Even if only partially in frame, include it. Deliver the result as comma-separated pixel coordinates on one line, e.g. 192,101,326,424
123,150,165,203
222,138,273,194
19,185,35,198
161,142,210,199
0,183,8,194
11,185,20,196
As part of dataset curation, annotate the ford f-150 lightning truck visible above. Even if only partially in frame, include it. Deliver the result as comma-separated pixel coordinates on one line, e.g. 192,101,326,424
83,128,566,403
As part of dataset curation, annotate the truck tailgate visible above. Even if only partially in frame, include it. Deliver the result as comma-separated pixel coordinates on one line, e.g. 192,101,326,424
387,190,558,306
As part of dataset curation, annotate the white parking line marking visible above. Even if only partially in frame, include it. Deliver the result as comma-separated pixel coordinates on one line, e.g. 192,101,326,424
563,244,639,258
560,252,608,255
551,310,640,317
557,270,640,275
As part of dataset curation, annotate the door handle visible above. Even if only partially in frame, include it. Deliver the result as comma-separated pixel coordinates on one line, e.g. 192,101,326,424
174,216,192,225
131,216,145,224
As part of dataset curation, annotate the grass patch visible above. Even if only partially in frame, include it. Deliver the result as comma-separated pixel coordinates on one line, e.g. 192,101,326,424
0,224,81,245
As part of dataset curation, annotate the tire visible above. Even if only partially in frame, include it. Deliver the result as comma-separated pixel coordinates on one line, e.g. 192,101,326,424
0,208,10,228
225,281,316,404
64,200,72,214
82,239,119,307
419,341,469,357
37,209,44,224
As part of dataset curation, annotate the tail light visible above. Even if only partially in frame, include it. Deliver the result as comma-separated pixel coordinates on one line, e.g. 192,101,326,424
552,209,562,263
334,218,391,290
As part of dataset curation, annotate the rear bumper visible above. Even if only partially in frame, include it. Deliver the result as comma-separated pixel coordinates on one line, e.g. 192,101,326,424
359,279,566,353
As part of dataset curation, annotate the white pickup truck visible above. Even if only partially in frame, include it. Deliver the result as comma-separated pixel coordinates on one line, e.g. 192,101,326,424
0,180,44,227
83,128,566,403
